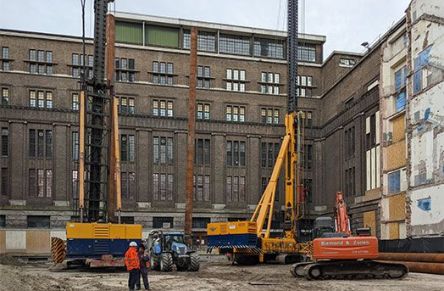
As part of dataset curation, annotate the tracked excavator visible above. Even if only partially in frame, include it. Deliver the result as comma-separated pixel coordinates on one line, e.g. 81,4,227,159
206,0,304,265
291,192,408,280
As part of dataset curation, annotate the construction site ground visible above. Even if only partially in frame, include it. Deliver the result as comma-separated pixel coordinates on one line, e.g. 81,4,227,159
1,255,444,291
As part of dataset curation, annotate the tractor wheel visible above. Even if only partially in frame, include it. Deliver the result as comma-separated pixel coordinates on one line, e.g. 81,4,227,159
188,253,200,272
160,253,173,272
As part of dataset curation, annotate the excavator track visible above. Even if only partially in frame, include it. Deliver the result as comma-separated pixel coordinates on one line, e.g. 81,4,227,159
291,260,408,280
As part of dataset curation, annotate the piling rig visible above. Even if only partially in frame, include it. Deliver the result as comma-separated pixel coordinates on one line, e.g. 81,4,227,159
51,0,142,268
206,0,304,265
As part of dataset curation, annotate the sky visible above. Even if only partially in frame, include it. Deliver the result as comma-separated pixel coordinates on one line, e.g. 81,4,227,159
0,0,411,59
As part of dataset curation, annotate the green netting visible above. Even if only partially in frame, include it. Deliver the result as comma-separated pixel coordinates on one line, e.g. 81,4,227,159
146,25,179,48
116,21,143,45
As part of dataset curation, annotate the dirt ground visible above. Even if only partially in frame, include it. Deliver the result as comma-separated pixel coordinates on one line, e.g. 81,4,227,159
1,255,444,291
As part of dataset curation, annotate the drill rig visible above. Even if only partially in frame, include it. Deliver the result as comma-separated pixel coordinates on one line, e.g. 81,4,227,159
51,0,142,268
206,0,303,265
291,192,408,280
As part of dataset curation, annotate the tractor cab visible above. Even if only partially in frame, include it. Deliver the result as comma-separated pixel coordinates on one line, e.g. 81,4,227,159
146,230,199,272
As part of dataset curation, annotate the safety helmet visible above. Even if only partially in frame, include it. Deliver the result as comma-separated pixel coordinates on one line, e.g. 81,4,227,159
129,241,138,247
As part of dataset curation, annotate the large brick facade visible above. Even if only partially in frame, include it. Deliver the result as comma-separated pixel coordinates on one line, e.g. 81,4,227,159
0,13,385,236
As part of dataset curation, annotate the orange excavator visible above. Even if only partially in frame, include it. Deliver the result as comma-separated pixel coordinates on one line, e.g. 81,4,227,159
291,192,408,280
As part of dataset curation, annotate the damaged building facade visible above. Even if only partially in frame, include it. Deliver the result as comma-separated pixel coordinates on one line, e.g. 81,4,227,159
406,0,444,237
380,0,444,240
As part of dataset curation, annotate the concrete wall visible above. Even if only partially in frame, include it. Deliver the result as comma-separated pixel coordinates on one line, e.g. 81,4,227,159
0,229,54,256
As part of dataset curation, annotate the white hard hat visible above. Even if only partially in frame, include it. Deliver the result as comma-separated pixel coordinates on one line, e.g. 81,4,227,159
129,241,138,247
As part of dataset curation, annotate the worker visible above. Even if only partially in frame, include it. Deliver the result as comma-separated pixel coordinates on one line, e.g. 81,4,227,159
124,241,140,291
136,245,150,290
153,236,161,255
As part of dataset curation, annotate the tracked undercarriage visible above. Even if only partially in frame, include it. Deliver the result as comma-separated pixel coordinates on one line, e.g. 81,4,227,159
291,260,408,280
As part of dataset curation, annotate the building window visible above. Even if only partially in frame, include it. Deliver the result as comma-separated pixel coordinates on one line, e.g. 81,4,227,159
29,129,52,159
115,57,136,82
297,75,313,97
226,176,245,202
152,173,173,201
253,38,285,59
121,171,136,199
153,216,174,228
297,44,316,63
365,112,381,191
71,53,93,79
225,69,246,92
195,138,210,166
225,105,245,122
219,34,250,56
1,47,11,71
302,111,313,128
192,217,211,229
27,216,50,228
183,31,216,52
29,169,52,198
1,88,9,105
120,134,135,162
29,90,53,109
344,126,355,159
226,141,246,167
119,96,135,115
197,66,211,89
260,72,280,95
413,46,432,94
1,128,8,157
388,170,401,194
45,130,52,157
197,103,210,120
344,167,355,197
303,144,313,170
0,215,5,227
29,49,53,75
339,58,357,67
72,170,78,199
193,175,210,201
1,168,8,196
395,66,407,112
72,93,79,111
261,108,280,124
152,99,173,117
153,136,173,164
152,61,174,85
72,131,79,161
303,179,313,203
261,142,280,168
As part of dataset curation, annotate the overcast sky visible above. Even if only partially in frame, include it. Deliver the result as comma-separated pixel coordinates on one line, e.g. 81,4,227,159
0,0,410,59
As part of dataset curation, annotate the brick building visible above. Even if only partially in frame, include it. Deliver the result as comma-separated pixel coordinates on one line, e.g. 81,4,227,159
0,12,380,237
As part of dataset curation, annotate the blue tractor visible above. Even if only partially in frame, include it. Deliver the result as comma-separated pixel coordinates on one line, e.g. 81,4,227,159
146,230,200,272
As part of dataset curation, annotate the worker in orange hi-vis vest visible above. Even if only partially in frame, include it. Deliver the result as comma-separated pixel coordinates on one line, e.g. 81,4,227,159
125,241,141,291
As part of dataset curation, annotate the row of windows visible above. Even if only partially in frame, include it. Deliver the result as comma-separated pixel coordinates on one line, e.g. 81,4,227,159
29,129,52,158
2,51,316,96
0,215,215,229
20,88,290,125
29,49,53,75
29,168,52,198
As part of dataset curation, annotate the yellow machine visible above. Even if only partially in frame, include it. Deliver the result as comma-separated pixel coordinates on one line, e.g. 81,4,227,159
207,0,304,265
207,113,303,264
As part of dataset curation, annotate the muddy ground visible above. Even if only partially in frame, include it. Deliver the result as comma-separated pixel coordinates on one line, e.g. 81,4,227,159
1,255,444,291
